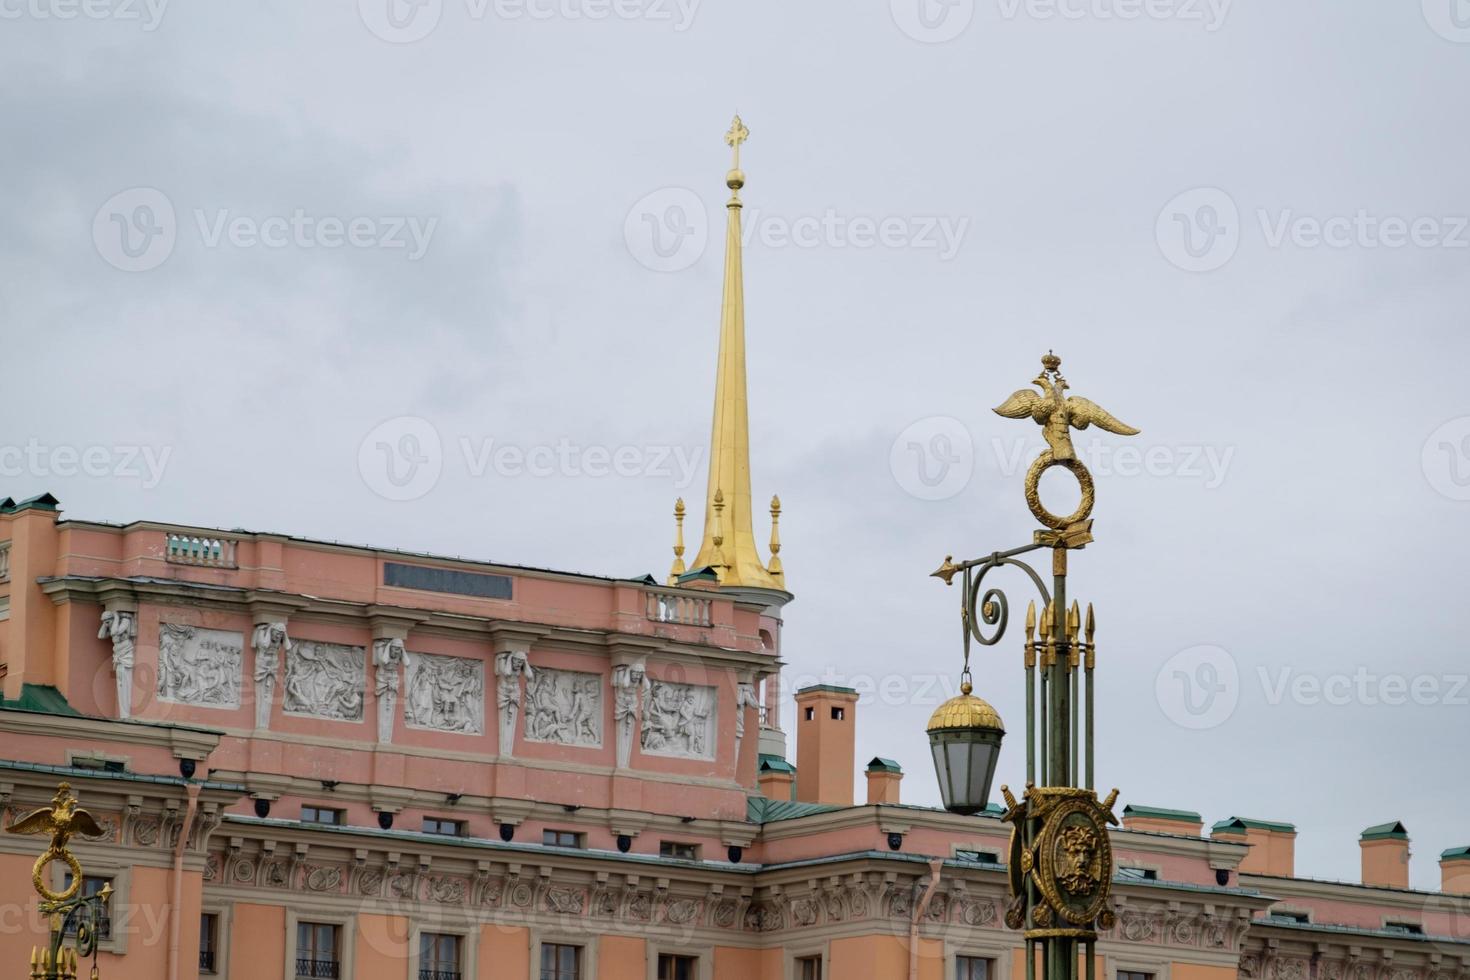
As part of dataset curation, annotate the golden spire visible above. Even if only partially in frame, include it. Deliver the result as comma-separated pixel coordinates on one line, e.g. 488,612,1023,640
667,498,687,585
688,115,784,591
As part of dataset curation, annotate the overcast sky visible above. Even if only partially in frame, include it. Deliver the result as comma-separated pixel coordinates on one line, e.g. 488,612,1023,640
3,0,1468,890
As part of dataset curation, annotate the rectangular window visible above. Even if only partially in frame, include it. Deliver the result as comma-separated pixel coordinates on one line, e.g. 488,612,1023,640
1385,922,1424,935
540,943,581,980
804,707,815,721
61,876,112,940
796,956,823,980
955,849,1001,864
423,817,463,836
542,829,583,848
200,913,219,974
1116,867,1158,881
1266,911,1309,924
958,957,993,980
301,806,343,826
831,707,845,720
296,922,340,978
419,932,462,980
658,953,698,980
659,841,699,861
1118,972,1154,980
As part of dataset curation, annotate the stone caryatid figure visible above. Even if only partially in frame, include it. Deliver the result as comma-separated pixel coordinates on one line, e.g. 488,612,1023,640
735,679,761,765
494,649,534,756
611,660,651,769
251,622,291,730
98,610,137,719
372,638,407,744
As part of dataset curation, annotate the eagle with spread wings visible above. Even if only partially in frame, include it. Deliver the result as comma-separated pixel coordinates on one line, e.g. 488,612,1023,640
993,362,1139,461
5,782,104,849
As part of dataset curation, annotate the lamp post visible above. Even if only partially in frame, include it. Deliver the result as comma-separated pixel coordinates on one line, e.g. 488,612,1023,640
928,352,1139,980
5,783,112,980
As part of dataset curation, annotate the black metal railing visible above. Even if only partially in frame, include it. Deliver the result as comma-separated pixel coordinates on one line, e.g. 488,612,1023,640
419,970,461,980
62,915,111,941
200,950,217,973
296,957,341,978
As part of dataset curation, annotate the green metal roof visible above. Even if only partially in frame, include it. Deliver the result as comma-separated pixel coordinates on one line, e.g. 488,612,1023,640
795,684,858,697
1124,804,1202,823
1441,846,1470,861
1361,821,1408,841
0,684,81,716
758,754,795,774
747,796,839,824
1212,816,1295,835
10,492,59,512
866,757,902,773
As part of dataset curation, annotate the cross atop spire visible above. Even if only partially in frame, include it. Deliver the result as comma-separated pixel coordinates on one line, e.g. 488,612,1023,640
725,115,749,162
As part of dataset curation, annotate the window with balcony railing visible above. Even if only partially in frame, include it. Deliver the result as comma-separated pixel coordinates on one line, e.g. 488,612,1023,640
419,932,461,980
60,876,111,940
296,922,340,979
199,913,219,974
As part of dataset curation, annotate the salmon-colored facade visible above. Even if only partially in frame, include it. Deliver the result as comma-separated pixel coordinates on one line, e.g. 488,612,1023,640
1,500,1468,980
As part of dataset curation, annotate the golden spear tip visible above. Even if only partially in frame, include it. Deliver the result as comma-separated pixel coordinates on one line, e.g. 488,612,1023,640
1085,602,1096,642
1024,600,1036,640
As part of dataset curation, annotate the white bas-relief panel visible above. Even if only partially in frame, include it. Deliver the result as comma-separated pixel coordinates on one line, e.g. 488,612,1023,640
640,680,717,760
283,641,366,722
403,652,485,734
524,667,603,748
157,624,244,708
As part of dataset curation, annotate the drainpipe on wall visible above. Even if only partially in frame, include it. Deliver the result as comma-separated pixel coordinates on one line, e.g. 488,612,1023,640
168,783,201,980
910,858,944,980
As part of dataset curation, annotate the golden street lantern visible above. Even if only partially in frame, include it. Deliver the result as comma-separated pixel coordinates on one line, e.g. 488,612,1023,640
925,679,1005,816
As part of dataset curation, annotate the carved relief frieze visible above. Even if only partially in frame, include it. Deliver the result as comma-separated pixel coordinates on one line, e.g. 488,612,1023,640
404,651,485,735
158,624,244,708
524,667,603,748
283,641,366,721
640,679,716,759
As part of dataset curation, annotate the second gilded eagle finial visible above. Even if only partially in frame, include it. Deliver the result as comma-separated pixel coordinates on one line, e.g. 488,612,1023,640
993,352,1139,461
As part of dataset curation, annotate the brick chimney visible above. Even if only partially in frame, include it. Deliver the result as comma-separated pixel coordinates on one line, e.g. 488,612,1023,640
1360,822,1410,889
1211,817,1296,876
865,758,903,805
1122,805,1204,837
1440,847,1470,894
794,685,857,806
757,756,795,802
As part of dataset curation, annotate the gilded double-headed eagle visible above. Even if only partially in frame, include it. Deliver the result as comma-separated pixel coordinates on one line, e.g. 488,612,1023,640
5,783,104,849
993,356,1139,460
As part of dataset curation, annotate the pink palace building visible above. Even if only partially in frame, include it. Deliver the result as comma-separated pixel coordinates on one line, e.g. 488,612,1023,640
1,126,1469,980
